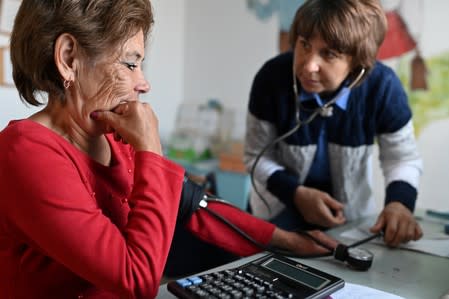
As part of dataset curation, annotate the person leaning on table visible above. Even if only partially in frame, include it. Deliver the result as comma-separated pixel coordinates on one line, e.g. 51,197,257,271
244,0,423,247
0,0,338,298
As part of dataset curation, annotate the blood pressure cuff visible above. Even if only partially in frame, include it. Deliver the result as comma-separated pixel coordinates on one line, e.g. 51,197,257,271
177,176,205,225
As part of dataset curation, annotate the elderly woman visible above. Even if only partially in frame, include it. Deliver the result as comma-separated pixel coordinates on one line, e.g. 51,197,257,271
0,1,336,298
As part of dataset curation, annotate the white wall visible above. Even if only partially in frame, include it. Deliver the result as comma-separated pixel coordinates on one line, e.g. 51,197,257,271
183,0,278,139
416,119,449,210
145,0,185,140
420,0,449,57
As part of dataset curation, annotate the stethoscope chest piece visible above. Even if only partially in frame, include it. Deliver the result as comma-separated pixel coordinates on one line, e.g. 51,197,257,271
334,244,374,271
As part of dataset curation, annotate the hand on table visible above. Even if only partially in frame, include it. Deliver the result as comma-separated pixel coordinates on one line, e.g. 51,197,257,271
370,202,423,247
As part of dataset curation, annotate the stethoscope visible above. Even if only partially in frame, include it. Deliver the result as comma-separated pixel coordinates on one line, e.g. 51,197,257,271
191,63,377,272
199,194,381,272
292,67,365,121
249,66,366,214
243,65,380,270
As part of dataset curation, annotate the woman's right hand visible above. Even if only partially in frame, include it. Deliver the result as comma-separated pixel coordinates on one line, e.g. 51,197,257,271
293,186,346,228
92,101,162,155
270,227,338,256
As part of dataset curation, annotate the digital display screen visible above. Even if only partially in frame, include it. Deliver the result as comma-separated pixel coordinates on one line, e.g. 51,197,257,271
262,258,329,290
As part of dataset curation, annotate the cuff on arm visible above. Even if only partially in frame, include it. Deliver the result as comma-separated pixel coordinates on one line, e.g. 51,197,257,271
186,201,276,256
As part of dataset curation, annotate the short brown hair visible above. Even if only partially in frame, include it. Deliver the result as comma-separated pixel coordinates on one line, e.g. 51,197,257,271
289,0,387,83
10,0,154,106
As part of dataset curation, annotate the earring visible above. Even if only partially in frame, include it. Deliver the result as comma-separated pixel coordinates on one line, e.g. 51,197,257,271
63,79,71,89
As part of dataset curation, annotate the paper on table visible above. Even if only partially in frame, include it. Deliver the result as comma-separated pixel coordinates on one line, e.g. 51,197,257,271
330,282,405,299
340,220,449,258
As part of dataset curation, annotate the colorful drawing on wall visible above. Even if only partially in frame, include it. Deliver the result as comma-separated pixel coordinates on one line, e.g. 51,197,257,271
246,0,305,52
379,0,449,135
395,49,449,136
378,0,427,90
0,0,21,87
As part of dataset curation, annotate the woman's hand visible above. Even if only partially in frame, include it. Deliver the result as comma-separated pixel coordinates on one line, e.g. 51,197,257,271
92,101,162,154
370,202,423,247
294,186,346,228
270,227,338,257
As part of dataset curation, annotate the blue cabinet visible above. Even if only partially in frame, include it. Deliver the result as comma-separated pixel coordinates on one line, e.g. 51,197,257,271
215,170,251,210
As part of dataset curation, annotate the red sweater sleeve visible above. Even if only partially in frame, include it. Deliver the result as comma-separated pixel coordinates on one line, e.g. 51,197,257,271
0,123,185,299
186,201,276,256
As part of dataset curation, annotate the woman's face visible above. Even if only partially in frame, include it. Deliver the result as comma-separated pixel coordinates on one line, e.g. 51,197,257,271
74,30,149,132
293,33,352,96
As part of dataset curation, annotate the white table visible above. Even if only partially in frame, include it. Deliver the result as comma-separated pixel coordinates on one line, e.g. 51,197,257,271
157,215,449,298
